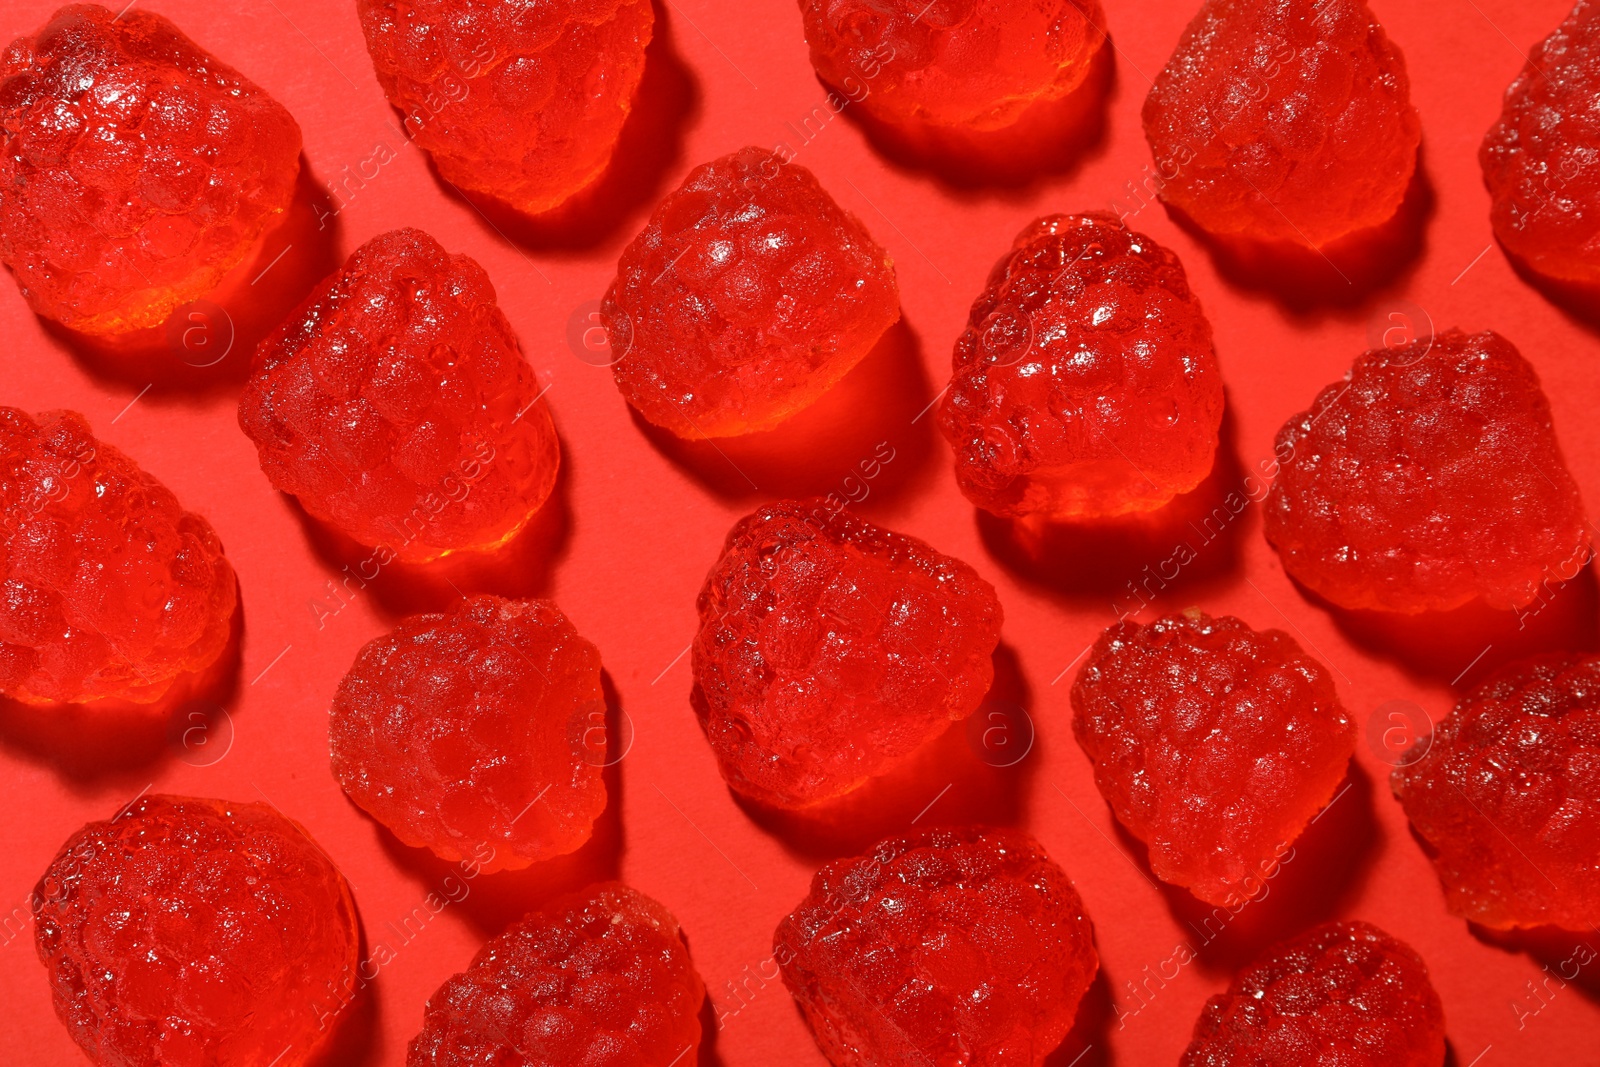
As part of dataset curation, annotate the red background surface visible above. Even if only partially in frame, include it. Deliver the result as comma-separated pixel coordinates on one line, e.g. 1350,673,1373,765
2,0,1598,1063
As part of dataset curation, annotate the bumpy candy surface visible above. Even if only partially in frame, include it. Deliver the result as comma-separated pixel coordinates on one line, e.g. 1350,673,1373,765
938,212,1223,519
605,147,900,438
1264,329,1590,614
797,0,1105,132
1393,655,1600,930
0,4,301,335
0,408,236,705
693,499,1002,808
331,595,607,873
239,228,559,563
1142,0,1420,247
408,882,704,1066
34,795,359,1067
1482,1,1600,285
1182,921,1446,1067
358,0,652,216
1072,611,1353,905
774,826,1097,1067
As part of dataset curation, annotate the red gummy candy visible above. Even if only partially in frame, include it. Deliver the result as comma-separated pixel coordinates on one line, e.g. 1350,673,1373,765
408,882,704,1066
797,0,1105,133
693,499,1002,808
1482,1,1600,285
1143,0,1420,248
0,4,301,335
1264,329,1590,614
330,595,607,873
1072,611,1353,905
938,213,1223,519
1182,920,1446,1067
238,228,559,564
1393,654,1600,930
774,826,1097,1067
0,408,236,705
357,0,652,216
34,795,359,1067
604,147,900,438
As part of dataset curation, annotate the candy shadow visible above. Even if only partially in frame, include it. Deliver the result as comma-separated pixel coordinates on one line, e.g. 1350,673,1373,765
695,988,727,1067
1503,250,1600,334
718,642,1036,866
630,320,938,512
1312,562,1600,692
975,403,1250,608
44,158,341,397
309,921,382,1067
0,586,244,783
430,0,699,253
368,670,627,938
1165,148,1434,314
1468,924,1600,1004
1046,968,1113,1067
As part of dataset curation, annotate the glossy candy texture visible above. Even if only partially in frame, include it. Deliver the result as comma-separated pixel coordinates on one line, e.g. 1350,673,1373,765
1482,0,1600,285
1072,611,1354,905
34,795,359,1067
330,595,607,873
1393,655,1600,930
238,228,559,564
0,4,301,335
1143,0,1421,248
693,500,1002,808
0,408,236,705
1181,921,1447,1067
408,882,705,1066
357,0,653,216
938,212,1223,519
774,826,1098,1067
604,147,900,438
1264,329,1590,614
796,0,1105,132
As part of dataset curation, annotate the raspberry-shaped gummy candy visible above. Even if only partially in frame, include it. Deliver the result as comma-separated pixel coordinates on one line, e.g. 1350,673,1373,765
0,408,236,705
1264,329,1590,614
358,0,652,216
330,595,607,872
938,213,1223,519
775,826,1097,1067
1182,921,1446,1067
408,882,704,1066
797,0,1105,133
1393,655,1600,930
1482,1,1600,286
1143,0,1420,248
34,794,359,1067
239,228,559,564
1072,611,1353,905
0,4,302,335
693,499,1002,808
604,147,900,438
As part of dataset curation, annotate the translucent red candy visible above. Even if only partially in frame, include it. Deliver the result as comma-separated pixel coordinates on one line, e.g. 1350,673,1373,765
0,4,301,335
604,147,900,438
409,882,704,1066
1182,921,1446,1067
0,408,236,705
1072,610,1353,905
693,499,1002,808
34,795,359,1067
1264,329,1590,614
1393,655,1600,930
938,212,1223,519
774,826,1097,1067
797,0,1105,132
1482,1,1600,285
1143,0,1420,248
238,228,559,564
357,0,652,216
330,595,607,873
